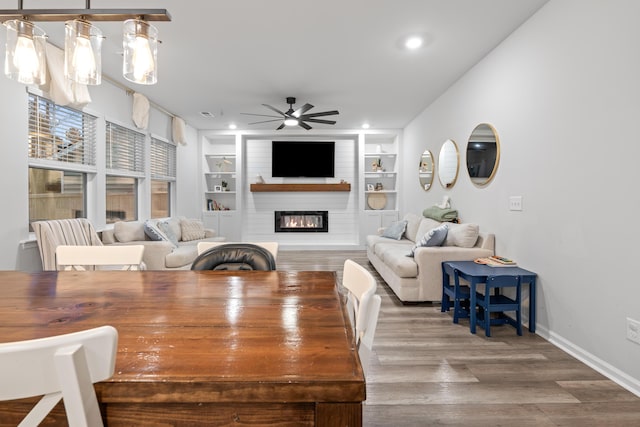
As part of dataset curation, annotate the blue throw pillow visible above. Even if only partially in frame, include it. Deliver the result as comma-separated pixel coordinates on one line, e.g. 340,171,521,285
144,220,176,248
407,223,448,257
382,220,408,240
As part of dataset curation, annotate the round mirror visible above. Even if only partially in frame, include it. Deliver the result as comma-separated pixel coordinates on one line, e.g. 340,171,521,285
418,150,434,191
438,139,459,189
466,123,500,186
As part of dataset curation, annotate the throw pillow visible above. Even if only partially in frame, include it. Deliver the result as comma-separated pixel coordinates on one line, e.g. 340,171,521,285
114,221,145,243
158,220,179,246
443,223,479,248
181,218,206,241
407,223,448,257
381,220,408,240
143,220,176,247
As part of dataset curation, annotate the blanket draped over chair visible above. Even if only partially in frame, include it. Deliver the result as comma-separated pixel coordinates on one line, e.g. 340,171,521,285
32,218,103,271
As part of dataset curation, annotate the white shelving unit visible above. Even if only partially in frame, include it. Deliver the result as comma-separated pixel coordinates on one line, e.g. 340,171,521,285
202,136,241,240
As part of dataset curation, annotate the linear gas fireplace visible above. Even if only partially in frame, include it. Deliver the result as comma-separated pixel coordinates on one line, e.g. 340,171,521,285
275,211,328,233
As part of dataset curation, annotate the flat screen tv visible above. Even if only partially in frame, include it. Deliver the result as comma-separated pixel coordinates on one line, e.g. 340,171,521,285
272,141,335,178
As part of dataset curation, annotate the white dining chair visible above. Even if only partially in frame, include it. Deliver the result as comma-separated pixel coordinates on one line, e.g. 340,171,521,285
56,245,145,271
197,241,279,262
0,325,118,427
358,293,381,376
342,259,377,346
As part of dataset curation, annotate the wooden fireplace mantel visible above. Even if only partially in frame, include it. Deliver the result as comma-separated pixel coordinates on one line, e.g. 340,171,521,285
250,183,351,192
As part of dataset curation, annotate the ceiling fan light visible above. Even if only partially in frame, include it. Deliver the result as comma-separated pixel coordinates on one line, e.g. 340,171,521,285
284,118,298,126
3,19,47,85
65,19,102,85
404,36,423,50
123,19,158,85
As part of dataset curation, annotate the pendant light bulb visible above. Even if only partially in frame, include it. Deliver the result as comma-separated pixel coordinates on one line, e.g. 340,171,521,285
123,19,158,85
3,19,47,85
65,19,102,85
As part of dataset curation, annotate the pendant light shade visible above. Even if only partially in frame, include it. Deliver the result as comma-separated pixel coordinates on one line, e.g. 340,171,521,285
122,19,158,85
65,19,102,85
3,19,46,85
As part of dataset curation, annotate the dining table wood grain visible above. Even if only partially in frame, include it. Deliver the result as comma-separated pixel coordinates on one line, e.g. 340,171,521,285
0,270,365,426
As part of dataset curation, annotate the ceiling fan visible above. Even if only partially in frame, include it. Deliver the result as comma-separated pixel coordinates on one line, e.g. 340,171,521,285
242,97,339,130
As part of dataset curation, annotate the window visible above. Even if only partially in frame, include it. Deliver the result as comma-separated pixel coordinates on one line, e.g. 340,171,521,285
105,122,145,223
150,137,176,218
27,94,96,228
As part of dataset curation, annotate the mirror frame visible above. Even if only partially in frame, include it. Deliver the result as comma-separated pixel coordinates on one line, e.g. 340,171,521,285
437,139,459,189
466,123,500,187
418,149,434,191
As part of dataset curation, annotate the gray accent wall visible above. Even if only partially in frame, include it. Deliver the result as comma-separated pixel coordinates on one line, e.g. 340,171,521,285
401,0,640,394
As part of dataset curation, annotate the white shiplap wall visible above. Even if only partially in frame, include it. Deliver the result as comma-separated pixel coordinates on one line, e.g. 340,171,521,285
242,138,358,246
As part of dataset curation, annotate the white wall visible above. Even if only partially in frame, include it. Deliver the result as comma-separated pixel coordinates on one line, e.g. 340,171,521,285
401,0,640,393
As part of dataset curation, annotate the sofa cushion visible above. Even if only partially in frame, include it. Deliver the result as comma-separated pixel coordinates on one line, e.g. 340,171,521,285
381,220,408,240
374,243,418,278
403,213,423,242
165,245,198,268
144,220,176,247
414,218,442,242
181,218,206,241
114,221,145,243
444,223,479,248
408,223,448,257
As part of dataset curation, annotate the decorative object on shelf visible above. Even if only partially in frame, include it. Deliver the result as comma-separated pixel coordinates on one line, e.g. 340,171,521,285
255,173,265,184
221,180,228,191
371,158,382,172
207,199,213,211
376,144,383,154
216,157,232,172
366,183,374,191
0,3,171,86
214,185,222,192
367,193,387,210
375,182,383,191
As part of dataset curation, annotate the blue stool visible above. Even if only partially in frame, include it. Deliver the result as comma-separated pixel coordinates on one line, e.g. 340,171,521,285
441,265,471,324
475,275,522,337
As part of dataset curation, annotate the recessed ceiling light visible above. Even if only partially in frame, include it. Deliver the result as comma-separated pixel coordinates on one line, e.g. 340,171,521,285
362,123,370,129
404,36,423,50
228,123,237,130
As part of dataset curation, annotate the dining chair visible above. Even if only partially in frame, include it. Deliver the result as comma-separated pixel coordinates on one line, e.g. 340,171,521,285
197,241,279,262
56,245,145,271
0,325,118,427
191,243,276,271
342,259,377,346
358,293,382,376
475,275,523,337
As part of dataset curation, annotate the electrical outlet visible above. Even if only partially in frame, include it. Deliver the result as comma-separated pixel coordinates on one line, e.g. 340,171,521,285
627,318,640,345
509,196,523,211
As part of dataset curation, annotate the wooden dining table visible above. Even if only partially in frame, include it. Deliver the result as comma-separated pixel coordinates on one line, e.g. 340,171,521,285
0,270,365,426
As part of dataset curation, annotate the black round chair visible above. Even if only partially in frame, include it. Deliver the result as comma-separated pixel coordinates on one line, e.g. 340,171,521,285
190,243,276,271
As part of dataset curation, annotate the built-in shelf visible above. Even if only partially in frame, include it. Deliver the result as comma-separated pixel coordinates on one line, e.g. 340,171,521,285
250,183,351,192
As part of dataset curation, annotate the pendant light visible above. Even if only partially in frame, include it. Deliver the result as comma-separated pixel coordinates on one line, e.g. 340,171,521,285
3,19,46,85
64,19,102,85
122,19,158,85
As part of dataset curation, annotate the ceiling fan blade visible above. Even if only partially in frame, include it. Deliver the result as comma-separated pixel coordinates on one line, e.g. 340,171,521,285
303,118,336,125
248,119,284,125
299,110,339,118
241,112,283,118
262,104,286,116
276,123,285,130
292,103,314,118
298,121,312,130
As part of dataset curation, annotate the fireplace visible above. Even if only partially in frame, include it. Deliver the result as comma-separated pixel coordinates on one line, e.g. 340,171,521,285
275,211,328,233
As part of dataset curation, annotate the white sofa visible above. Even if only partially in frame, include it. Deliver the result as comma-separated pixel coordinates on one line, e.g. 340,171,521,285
101,218,225,270
366,213,494,303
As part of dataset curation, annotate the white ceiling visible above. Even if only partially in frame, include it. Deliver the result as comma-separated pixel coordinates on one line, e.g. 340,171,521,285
5,0,549,131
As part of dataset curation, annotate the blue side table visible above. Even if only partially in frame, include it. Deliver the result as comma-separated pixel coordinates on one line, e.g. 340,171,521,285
441,261,538,334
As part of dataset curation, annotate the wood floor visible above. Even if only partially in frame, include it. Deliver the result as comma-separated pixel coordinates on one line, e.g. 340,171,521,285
277,250,640,427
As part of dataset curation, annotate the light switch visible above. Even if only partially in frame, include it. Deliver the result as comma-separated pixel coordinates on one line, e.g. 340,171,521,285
509,196,523,211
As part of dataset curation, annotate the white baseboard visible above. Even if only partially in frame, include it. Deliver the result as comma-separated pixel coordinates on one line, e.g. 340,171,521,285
536,325,640,397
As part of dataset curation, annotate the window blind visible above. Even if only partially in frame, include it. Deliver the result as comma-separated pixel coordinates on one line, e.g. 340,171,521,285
150,137,177,180
28,93,97,166
105,122,145,177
